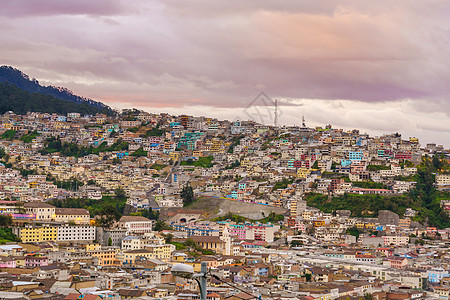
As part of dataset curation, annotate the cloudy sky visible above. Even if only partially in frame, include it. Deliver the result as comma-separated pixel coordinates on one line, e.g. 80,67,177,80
1,0,450,146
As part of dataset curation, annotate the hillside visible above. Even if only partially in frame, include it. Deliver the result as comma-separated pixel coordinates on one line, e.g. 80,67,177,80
161,196,288,220
305,156,450,228
0,83,111,116
0,66,114,115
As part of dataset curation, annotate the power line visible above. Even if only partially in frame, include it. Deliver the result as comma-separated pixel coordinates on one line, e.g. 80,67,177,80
210,273,260,299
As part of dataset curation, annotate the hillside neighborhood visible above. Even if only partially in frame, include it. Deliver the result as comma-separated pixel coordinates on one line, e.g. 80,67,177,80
0,110,448,300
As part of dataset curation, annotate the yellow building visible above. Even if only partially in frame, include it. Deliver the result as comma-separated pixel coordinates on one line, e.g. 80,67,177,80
409,137,419,144
302,210,314,220
355,222,365,229
289,199,298,217
170,152,181,161
189,236,226,254
123,244,175,265
85,243,102,252
163,142,173,151
398,218,411,228
192,151,203,158
28,181,39,189
210,139,223,152
313,220,325,228
297,168,312,178
90,249,120,266
173,253,188,262
148,244,174,261
14,226,58,243
365,222,376,229
123,249,154,264
15,257,26,267
185,261,202,273
152,289,168,298
94,130,104,138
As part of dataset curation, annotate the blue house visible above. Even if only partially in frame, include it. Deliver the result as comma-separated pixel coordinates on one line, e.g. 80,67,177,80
348,151,363,161
427,268,450,283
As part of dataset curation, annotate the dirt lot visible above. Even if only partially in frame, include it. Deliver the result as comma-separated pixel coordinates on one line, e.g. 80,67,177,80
160,196,288,220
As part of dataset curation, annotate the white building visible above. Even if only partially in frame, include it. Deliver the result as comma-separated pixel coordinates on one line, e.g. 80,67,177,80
121,233,165,250
54,208,90,225
57,226,96,241
118,216,154,234
24,202,55,221
383,235,409,246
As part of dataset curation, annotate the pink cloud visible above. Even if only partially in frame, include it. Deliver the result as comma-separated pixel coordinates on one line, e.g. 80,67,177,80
1,0,132,17
0,1,449,144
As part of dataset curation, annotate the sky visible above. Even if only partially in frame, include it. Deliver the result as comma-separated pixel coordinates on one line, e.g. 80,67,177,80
1,0,450,147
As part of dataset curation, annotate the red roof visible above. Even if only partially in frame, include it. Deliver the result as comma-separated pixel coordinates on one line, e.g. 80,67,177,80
208,292,221,298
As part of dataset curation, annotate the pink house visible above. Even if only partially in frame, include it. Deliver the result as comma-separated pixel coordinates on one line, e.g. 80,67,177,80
25,253,49,268
0,257,16,268
376,247,394,257
386,256,408,269
229,225,246,240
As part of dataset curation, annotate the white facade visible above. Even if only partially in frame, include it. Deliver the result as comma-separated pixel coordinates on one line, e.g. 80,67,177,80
121,220,154,234
244,225,280,243
383,235,409,246
57,226,96,241
54,208,90,225
24,203,55,221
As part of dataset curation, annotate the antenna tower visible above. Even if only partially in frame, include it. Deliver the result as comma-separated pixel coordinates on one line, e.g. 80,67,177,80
274,99,278,127
301,106,306,128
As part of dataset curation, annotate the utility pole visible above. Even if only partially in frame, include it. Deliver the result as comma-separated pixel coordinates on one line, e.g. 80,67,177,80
199,262,207,300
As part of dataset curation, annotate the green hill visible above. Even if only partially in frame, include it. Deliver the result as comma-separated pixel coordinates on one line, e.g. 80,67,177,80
0,65,112,112
0,82,111,115
305,156,450,228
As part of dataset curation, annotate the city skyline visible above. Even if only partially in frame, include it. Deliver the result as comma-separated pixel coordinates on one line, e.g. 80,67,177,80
1,0,449,146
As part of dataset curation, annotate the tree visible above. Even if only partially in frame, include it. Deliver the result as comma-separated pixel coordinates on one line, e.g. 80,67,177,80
302,273,312,282
15,204,26,214
97,204,121,228
142,207,159,220
165,234,173,244
432,155,443,170
185,238,195,247
0,215,12,227
181,183,195,206
153,220,172,231
291,240,303,247
312,161,319,169
364,293,374,300
346,226,361,240
114,187,127,201
108,237,112,246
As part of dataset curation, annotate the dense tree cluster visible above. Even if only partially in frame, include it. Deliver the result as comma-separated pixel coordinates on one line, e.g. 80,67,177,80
180,156,214,168
39,137,129,157
0,83,111,115
48,188,128,228
305,156,450,228
181,183,195,206
0,66,113,113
